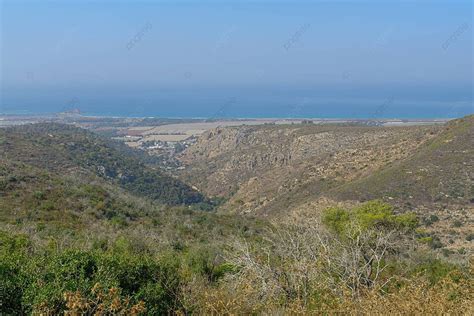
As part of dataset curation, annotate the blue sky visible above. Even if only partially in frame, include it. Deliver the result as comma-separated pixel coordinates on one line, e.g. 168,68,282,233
0,0,472,117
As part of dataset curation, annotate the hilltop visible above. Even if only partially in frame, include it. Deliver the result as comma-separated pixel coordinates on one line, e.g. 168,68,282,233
331,115,473,205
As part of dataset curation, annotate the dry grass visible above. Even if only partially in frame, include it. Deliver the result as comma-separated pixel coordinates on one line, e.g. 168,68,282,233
187,271,473,315
61,283,146,316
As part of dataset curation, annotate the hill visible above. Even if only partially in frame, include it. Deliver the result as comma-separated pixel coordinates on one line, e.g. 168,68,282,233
0,120,472,315
178,117,473,250
331,115,474,205
0,123,265,255
178,122,442,211
0,124,270,315
0,123,205,205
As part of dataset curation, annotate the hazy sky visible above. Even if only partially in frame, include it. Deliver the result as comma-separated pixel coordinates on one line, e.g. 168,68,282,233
1,0,472,117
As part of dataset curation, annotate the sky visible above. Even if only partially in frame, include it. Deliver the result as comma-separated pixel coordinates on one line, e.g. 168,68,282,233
0,0,473,118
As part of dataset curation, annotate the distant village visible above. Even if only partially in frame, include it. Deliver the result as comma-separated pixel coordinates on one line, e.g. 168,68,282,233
112,134,198,170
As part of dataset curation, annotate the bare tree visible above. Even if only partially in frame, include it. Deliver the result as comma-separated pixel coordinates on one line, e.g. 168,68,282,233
317,223,405,297
224,213,416,305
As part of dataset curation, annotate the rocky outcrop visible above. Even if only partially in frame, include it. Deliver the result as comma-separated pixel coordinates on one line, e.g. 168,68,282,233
178,123,441,214
178,117,474,251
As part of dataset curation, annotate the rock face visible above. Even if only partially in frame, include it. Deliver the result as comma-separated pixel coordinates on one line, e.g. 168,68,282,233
178,117,474,251
178,123,441,214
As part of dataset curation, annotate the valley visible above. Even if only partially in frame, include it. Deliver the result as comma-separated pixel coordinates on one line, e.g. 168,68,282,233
2,1,472,313
176,117,473,252
2,115,472,251
0,115,472,314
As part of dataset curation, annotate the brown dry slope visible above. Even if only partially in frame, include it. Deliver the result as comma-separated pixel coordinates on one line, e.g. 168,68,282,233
178,117,473,250
327,115,474,251
330,116,473,205
178,123,441,213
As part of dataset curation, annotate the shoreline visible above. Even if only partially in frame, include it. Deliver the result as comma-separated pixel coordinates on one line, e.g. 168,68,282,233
0,112,459,122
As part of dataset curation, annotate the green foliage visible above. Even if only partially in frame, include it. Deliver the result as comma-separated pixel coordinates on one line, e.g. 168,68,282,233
413,259,458,285
0,232,31,314
21,251,98,312
428,236,445,249
354,200,394,227
331,115,474,206
0,231,30,256
423,214,439,226
0,233,184,314
322,200,418,235
0,123,207,206
33,191,46,200
1,120,472,314
183,247,236,283
393,212,418,229
322,207,349,234
418,236,433,244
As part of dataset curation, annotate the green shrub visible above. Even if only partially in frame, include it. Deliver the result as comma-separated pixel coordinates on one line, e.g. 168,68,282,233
0,231,188,314
33,191,46,200
322,207,350,234
413,259,457,285
428,236,444,249
322,200,418,235
21,250,98,313
184,247,235,283
0,232,30,314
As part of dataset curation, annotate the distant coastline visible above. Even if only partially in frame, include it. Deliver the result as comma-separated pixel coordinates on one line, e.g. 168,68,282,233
0,112,456,121
0,112,457,129
0,111,468,121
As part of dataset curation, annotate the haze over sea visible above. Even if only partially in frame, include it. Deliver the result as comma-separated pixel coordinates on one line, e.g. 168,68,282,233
1,1,472,119
2,86,472,119
2,100,471,120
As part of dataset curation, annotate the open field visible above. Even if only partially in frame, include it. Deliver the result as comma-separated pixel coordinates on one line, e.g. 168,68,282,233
124,120,302,142
119,118,448,143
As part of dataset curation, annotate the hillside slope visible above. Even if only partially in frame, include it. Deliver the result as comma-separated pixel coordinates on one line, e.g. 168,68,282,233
178,117,473,250
331,115,474,205
0,158,152,231
0,123,204,205
178,123,442,213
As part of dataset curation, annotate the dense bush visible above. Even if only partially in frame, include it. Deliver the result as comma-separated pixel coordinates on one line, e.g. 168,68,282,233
0,234,199,314
0,124,206,205
0,202,472,314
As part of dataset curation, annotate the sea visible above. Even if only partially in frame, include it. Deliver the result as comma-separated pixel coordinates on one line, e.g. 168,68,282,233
1,87,472,119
